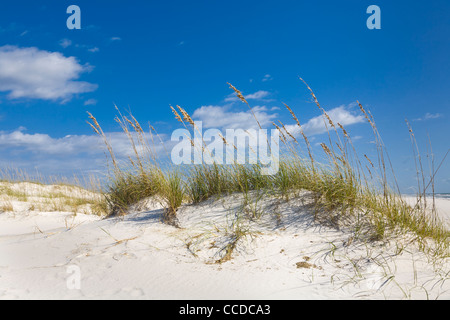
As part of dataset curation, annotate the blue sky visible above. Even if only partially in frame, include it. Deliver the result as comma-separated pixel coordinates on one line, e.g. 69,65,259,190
0,0,449,192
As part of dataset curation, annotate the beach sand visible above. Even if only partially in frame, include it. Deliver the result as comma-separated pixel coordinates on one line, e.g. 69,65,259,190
0,186,449,300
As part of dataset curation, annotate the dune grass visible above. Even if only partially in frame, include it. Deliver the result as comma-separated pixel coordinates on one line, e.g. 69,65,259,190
0,198,13,213
0,169,108,216
87,80,449,258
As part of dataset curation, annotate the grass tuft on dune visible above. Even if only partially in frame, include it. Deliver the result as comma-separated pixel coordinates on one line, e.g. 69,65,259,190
85,80,449,260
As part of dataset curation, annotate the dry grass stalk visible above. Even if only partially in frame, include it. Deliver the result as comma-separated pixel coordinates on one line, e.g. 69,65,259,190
87,112,118,170
227,82,263,130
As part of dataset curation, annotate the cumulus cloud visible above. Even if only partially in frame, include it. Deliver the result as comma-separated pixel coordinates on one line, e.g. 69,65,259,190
87,47,100,53
59,38,72,48
84,99,98,106
245,91,271,100
191,103,364,135
0,103,364,175
0,130,100,155
0,128,172,176
0,45,97,101
414,112,443,121
0,130,167,157
192,105,277,130
284,105,365,136
0,131,105,175
225,90,271,102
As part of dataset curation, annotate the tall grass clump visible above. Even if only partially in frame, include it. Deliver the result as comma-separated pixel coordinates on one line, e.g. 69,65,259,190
88,80,449,258
106,168,159,216
187,163,231,204
159,170,184,225
87,109,186,225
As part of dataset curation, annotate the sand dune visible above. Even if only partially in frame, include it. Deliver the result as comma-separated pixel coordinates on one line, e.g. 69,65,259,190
0,187,449,300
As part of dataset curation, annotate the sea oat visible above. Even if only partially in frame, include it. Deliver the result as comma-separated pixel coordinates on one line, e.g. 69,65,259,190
272,122,287,143
320,143,332,156
227,82,247,104
364,154,375,168
171,105,184,123
337,122,349,138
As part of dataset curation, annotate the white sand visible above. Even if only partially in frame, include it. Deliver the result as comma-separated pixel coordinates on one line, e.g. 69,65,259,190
403,195,450,228
0,188,449,300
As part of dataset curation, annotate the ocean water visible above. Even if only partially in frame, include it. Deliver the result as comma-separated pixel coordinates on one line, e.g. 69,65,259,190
403,193,450,200
434,194,450,200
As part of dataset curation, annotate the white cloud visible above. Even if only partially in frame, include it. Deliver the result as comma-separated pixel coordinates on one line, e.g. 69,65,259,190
110,37,122,41
192,103,363,135
60,39,99,53
225,90,271,102
414,112,443,121
0,129,166,176
0,126,175,177
0,130,99,155
84,99,97,106
224,94,238,102
59,38,72,48
0,104,365,176
245,91,271,100
192,105,277,130
262,74,273,82
0,45,97,101
284,105,365,137
0,130,166,158
74,43,100,53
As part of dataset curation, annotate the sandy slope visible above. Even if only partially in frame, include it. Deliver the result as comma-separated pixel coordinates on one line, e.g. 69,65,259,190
0,191,449,300
403,195,450,228
0,181,103,215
